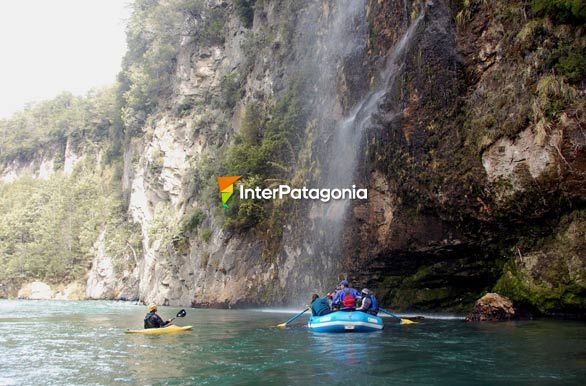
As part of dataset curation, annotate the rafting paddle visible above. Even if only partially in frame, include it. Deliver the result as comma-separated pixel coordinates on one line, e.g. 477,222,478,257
167,309,187,325
379,307,416,324
276,308,309,328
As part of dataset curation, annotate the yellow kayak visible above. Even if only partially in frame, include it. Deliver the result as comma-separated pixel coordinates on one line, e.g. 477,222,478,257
125,325,193,335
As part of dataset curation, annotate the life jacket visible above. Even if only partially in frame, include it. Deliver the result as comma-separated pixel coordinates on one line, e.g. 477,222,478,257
311,297,331,316
144,312,164,329
342,288,357,308
366,294,380,315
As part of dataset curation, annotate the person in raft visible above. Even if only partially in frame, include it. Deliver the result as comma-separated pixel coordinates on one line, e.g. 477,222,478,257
310,293,334,316
332,280,361,309
144,304,172,329
356,288,380,315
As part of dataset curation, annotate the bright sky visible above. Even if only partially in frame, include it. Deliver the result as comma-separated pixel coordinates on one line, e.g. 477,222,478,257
0,0,131,118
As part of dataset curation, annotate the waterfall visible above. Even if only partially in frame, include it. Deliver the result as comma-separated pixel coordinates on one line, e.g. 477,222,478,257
280,0,428,301
316,11,425,280
322,12,426,225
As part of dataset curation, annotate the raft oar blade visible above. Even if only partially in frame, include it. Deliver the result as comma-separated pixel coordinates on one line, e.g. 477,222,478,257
400,318,417,325
176,309,187,318
380,307,417,325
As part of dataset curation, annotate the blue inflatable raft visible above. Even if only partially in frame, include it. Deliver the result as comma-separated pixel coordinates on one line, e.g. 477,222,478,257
308,310,384,332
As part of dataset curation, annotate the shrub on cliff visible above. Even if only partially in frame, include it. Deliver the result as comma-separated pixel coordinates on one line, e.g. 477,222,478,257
201,7,227,45
532,0,586,24
219,73,243,110
220,87,306,231
234,0,256,28
556,48,586,83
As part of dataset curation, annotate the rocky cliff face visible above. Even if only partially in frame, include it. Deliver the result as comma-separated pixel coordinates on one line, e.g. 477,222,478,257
343,0,585,313
120,0,583,315
1,0,583,316
1,137,80,182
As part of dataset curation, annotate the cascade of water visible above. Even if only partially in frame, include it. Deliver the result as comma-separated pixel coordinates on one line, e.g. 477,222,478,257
281,1,427,300
307,7,427,289
317,12,425,230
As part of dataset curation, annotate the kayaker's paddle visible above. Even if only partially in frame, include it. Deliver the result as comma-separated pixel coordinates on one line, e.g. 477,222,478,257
276,308,309,328
167,309,187,325
379,307,416,325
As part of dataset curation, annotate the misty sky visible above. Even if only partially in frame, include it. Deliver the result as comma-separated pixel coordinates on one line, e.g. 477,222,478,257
0,0,131,118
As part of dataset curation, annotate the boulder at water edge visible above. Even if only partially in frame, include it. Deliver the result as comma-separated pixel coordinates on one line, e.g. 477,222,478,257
466,293,516,322
17,281,53,300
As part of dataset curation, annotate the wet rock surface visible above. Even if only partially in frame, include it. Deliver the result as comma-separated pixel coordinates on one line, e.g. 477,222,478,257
466,293,516,322
343,0,585,314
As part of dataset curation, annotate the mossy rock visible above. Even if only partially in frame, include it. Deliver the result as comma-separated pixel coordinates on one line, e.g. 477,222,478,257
494,210,586,315
494,268,586,314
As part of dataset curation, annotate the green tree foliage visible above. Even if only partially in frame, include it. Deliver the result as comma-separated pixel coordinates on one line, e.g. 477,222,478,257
221,87,306,230
120,0,181,131
239,102,264,145
0,87,121,163
531,0,586,24
0,162,141,283
202,7,227,45
180,208,206,234
0,84,136,284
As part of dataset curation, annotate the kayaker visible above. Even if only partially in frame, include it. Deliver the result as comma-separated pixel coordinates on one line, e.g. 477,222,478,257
310,293,334,316
332,280,361,309
356,288,380,315
144,304,172,329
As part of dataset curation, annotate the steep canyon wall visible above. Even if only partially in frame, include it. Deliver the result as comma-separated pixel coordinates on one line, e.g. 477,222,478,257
1,0,584,315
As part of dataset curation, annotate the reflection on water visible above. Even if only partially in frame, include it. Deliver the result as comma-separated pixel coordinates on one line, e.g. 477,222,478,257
0,300,584,385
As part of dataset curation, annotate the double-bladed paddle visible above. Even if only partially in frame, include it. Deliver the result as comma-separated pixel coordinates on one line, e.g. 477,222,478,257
167,309,187,325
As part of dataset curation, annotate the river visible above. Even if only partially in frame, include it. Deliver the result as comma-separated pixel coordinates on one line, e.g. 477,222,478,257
0,300,584,385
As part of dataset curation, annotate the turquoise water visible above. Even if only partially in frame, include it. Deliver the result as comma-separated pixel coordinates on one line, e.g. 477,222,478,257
0,300,584,385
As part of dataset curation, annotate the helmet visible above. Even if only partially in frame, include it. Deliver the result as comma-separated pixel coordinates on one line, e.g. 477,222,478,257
361,288,371,295
340,280,349,287
148,304,157,312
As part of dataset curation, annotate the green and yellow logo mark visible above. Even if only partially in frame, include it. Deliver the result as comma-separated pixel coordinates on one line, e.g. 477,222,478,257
218,176,241,208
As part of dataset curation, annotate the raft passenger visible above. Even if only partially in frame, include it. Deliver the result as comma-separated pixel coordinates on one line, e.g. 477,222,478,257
356,288,380,315
332,280,361,309
310,293,334,316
